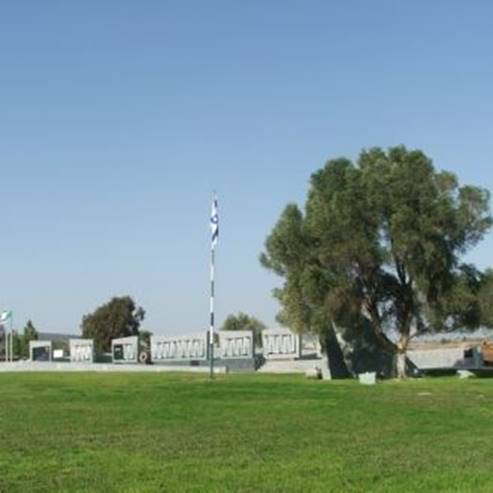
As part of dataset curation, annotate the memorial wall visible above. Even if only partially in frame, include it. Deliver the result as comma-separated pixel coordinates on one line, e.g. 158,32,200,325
112,336,139,363
151,333,208,362
70,339,94,363
219,330,253,359
262,328,301,360
30,340,52,362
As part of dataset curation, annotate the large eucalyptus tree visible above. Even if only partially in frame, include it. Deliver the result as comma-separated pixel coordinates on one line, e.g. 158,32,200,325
261,146,492,378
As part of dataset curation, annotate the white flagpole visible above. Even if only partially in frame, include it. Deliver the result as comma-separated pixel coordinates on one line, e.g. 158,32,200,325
10,313,13,362
209,193,219,379
5,316,9,363
209,247,215,378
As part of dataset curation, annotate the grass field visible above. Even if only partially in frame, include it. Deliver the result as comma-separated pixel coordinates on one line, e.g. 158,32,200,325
0,373,492,492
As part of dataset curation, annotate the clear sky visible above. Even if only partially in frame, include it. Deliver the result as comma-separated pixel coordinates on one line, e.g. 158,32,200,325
1,1,493,335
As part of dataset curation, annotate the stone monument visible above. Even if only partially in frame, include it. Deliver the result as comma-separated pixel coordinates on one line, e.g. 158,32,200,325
30,340,52,362
151,333,208,362
70,339,94,363
219,330,254,359
262,328,301,360
112,336,139,364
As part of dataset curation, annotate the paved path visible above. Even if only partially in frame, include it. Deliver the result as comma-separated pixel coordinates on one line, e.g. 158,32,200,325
0,362,227,373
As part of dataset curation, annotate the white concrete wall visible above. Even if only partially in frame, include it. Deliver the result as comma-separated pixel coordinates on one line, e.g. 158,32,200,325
70,339,94,363
111,336,139,363
407,347,478,369
219,330,253,359
262,329,301,360
151,333,208,362
29,340,52,362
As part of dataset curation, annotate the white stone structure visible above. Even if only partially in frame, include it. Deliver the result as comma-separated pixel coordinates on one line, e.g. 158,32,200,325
112,336,139,364
301,334,323,358
358,372,376,385
151,333,208,362
262,328,301,360
219,330,253,359
30,340,52,362
407,346,482,370
53,349,65,360
70,339,94,363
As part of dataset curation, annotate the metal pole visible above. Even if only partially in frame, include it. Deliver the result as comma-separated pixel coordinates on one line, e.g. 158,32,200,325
209,247,215,379
10,314,13,362
5,314,11,362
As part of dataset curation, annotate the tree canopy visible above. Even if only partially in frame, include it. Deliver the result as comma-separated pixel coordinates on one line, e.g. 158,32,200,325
8,320,40,360
261,146,492,377
81,296,145,353
139,330,153,351
20,320,39,359
221,312,266,346
478,269,493,327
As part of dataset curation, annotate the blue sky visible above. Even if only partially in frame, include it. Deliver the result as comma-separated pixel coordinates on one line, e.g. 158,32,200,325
1,1,493,335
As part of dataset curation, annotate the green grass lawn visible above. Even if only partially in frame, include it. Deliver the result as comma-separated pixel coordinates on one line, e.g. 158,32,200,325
0,373,492,492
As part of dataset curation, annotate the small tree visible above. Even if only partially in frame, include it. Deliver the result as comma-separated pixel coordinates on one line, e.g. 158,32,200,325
261,146,492,378
20,320,39,359
12,331,22,359
139,330,153,351
81,296,145,353
221,312,266,347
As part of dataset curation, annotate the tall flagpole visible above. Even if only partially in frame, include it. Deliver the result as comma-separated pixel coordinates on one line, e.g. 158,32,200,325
209,247,215,378
6,315,11,363
209,193,219,379
10,313,13,362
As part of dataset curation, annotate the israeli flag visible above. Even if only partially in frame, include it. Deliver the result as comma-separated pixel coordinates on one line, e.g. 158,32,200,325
0,310,12,323
210,195,219,249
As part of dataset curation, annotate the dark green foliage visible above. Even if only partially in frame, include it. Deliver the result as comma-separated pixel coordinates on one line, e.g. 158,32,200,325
11,331,22,359
139,330,153,350
478,269,493,327
8,320,39,360
221,312,266,346
17,320,39,359
261,146,492,376
81,296,145,353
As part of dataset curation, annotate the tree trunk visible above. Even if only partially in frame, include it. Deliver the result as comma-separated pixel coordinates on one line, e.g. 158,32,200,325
396,336,410,379
323,327,351,379
396,351,407,379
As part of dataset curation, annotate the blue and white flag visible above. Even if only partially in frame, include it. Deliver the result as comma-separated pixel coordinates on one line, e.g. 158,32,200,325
210,195,219,249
